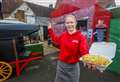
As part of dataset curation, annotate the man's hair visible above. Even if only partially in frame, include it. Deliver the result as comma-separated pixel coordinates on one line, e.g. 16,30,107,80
64,14,77,22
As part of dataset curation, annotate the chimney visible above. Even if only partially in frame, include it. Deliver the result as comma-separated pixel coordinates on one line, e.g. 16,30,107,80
49,4,53,8
0,0,3,19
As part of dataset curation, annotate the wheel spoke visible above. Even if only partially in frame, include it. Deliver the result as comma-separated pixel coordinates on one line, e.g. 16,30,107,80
0,70,2,74
3,69,10,72
0,64,4,69
3,66,8,70
2,71,9,75
0,72,6,79
0,63,3,68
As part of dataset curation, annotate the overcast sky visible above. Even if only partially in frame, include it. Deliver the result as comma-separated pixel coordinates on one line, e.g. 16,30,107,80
24,0,57,7
115,0,120,6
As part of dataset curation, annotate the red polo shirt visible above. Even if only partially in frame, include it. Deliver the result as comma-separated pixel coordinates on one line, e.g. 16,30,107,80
48,28,89,64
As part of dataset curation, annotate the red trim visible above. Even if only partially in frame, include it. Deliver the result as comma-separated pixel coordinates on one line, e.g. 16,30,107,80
9,52,43,77
50,3,80,18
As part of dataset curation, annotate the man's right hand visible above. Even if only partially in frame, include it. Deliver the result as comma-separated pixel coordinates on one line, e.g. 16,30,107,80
86,63,96,70
48,22,52,29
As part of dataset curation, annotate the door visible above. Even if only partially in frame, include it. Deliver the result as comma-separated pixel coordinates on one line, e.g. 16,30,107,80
43,26,48,40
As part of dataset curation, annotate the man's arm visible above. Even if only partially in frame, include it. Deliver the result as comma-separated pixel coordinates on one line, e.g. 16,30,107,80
48,23,60,46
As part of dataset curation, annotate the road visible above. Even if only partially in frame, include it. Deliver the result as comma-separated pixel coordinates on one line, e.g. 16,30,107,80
6,49,120,82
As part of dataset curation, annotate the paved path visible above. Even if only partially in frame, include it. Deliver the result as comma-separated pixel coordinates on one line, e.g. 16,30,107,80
43,41,59,55
5,42,120,82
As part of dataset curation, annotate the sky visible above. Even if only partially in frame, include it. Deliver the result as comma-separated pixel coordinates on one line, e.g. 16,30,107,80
24,0,57,7
115,0,120,6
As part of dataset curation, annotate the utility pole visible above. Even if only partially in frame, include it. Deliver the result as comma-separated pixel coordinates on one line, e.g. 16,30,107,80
0,0,3,19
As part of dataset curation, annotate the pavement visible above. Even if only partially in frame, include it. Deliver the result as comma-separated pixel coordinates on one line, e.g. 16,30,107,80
43,41,59,55
5,41,58,82
5,41,120,82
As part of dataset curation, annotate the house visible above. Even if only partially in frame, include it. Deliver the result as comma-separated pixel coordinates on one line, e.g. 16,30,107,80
2,0,53,41
2,0,23,18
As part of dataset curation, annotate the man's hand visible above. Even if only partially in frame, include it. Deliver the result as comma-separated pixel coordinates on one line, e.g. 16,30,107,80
48,22,52,29
86,63,96,70
81,54,97,70
79,54,89,61
82,54,89,58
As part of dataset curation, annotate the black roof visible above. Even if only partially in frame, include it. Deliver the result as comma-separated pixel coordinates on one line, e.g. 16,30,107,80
0,24,39,39
26,2,53,17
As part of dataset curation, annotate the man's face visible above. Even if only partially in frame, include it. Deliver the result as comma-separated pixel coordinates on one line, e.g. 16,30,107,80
98,20,104,25
65,16,77,32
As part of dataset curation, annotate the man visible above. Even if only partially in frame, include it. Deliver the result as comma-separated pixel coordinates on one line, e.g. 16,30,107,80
94,19,107,42
48,14,89,82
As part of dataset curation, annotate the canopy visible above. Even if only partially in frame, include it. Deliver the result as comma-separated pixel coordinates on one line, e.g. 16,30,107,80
60,0,97,9
50,0,97,18
0,24,39,39
50,3,80,18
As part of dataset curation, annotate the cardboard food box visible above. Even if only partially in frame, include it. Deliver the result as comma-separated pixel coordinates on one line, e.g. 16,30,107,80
82,42,116,72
